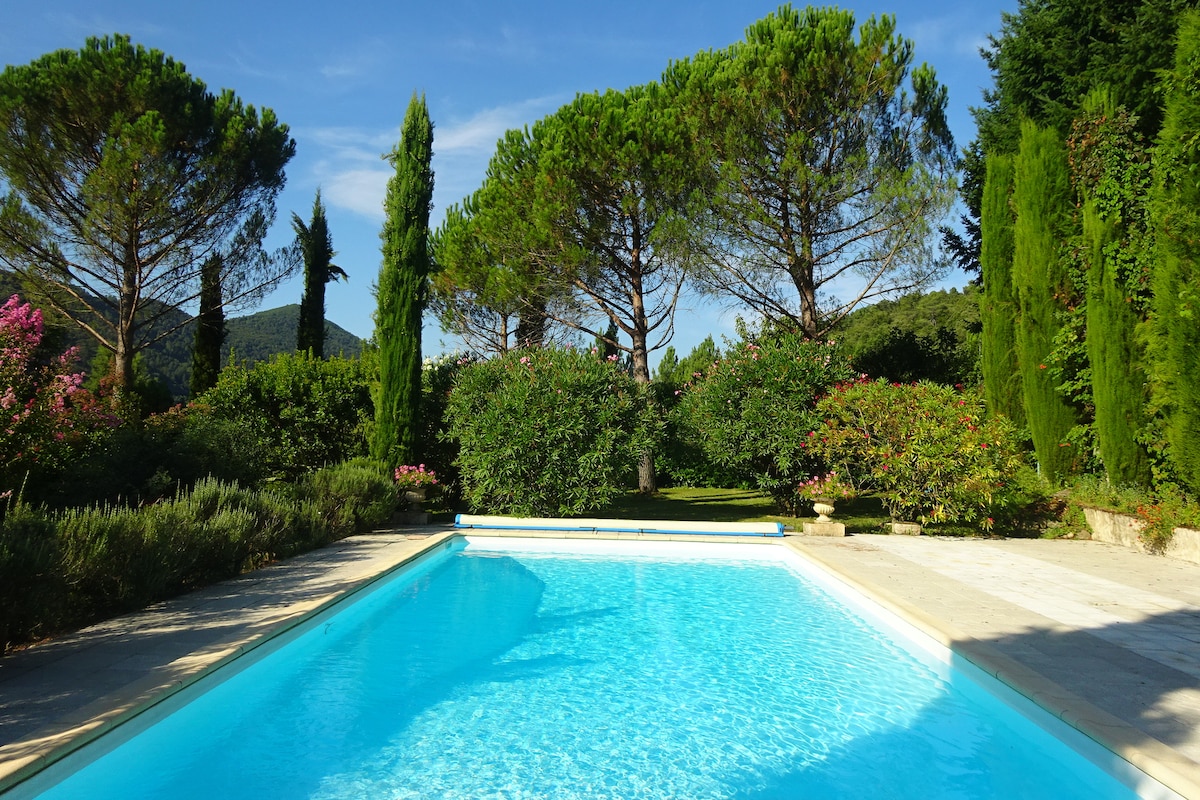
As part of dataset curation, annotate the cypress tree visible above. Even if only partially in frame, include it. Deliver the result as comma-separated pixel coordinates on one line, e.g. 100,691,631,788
979,153,1025,426
1074,90,1152,487
372,94,434,467
190,254,225,398
1150,11,1200,494
294,189,346,358
1083,199,1151,486
1011,120,1080,482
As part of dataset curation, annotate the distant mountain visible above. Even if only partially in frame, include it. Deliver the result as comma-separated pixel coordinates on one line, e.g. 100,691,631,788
1,273,365,400
224,305,364,366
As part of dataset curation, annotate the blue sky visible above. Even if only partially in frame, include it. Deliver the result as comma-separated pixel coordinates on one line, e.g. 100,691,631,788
3,0,1015,363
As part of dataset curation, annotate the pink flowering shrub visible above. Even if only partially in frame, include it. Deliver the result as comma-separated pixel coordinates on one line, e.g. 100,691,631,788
808,380,1025,526
0,295,112,497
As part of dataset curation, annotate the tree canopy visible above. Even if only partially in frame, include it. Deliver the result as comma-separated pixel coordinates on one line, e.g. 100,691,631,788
665,5,957,338
0,35,295,395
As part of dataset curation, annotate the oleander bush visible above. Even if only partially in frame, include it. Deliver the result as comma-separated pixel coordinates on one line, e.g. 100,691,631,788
445,348,654,516
673,331,856,513
0,294,116,503
808,380,1026,526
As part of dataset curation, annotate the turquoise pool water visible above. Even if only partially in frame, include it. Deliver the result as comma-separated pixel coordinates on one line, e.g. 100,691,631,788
14,538,1165,799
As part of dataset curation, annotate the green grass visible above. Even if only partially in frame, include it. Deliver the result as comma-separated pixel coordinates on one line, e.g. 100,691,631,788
595,487,895,533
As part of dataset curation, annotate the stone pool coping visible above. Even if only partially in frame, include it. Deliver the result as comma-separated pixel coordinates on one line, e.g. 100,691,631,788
1,528,1198,798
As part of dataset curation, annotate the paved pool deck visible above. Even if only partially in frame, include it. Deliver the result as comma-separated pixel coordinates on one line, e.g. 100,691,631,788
0,528,1198,797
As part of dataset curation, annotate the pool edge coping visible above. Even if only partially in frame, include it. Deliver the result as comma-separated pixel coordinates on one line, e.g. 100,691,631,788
2,529,1197,799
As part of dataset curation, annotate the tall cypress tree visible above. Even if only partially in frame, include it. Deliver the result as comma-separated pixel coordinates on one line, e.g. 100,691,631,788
372,94,433,467
294,189,346,358
979,154,1025,426
1011,120,1080,482
1150,11,1200,494
1073,91,1152,487
190,254,225,398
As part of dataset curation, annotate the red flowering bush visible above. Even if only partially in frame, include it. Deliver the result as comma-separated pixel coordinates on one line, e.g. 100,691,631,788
0,295,113,498
809,380,1025,526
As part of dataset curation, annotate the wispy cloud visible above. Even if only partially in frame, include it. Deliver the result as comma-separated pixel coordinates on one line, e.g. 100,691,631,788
905,13,991,59
444,24,543,64
437,95,563,154
319,38,392,82
304,95,564,222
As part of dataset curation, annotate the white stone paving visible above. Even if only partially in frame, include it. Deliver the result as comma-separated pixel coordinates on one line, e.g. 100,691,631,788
864,536,1200,681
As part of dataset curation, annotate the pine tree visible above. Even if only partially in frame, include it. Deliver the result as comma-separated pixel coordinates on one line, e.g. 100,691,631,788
1011,121,1081,482
979,154,1025,426
293,189,346,358
372,94,433,467
1150,11,1200,494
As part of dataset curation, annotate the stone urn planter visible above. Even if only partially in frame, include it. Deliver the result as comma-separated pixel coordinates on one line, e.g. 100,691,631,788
811,501,836,523
402,487,429,505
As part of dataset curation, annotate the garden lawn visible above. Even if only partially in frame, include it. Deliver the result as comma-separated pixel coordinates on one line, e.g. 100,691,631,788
596,487,894,533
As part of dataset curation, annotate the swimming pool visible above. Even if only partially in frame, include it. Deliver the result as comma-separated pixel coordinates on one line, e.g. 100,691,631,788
6,537,1178,798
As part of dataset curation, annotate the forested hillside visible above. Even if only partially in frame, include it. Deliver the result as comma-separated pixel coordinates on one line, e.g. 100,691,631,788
0,273,363,399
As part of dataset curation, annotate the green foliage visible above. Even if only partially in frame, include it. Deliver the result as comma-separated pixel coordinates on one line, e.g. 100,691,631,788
417,353,475,508
654,335,722,388
374,93,433,467
199,352,373,479
673,331,855,512
295,457,397,539
1070,94,1154,487
430,134,567,355
666,5,956,336
0,503,61,647
651,336,738,489
1011,121,1082,482
833,288,981,386
0,460,397,652
1150,10,1200,496
809,381,1026,526
32,404,268,509
975,0,1192,156
0,34,295,394
293,189,346,358
445,348,653,516
979,154,1026,425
